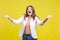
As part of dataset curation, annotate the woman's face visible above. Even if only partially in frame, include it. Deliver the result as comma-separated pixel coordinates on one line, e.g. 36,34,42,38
27,7,33,16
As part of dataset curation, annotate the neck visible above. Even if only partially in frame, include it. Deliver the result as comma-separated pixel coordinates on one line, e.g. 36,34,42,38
28,15,31,18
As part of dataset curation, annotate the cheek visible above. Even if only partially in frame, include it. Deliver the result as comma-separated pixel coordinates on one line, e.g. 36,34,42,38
30,13,32,15
31,10,33,13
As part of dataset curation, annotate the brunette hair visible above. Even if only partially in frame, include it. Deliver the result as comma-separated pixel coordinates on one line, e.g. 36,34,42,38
24,5,37,20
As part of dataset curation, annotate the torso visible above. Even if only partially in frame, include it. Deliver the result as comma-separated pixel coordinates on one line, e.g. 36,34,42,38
24,17,31,34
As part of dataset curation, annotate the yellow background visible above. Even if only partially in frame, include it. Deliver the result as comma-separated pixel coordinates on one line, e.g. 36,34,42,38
0,0,60,40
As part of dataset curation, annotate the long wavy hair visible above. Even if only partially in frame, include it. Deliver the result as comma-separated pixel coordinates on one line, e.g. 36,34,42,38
24,5,37,20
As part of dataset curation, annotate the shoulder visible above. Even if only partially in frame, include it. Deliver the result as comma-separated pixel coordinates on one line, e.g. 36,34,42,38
35,16,39,19
21,14,25,17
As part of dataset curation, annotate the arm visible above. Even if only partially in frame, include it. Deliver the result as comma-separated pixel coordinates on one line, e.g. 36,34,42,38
36,15,52,26
8,17,14,22
4,14,24,24
41,18,48,25
42,15,52,25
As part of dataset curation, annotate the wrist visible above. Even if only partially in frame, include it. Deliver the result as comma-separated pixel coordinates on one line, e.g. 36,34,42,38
46,18,48,20
8,17,10,19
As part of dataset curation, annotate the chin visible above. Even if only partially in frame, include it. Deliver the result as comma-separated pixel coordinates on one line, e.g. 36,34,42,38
28,14,32,16
29,15,31,16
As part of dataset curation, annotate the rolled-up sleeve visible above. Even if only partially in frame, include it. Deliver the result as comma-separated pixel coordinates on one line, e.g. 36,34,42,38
12,15,24,24
36,16,43,26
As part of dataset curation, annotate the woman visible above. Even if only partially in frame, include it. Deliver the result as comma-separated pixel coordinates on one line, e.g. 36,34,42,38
4,5,52,40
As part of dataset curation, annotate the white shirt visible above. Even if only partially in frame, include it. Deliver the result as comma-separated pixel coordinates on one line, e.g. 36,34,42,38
12,15,43,39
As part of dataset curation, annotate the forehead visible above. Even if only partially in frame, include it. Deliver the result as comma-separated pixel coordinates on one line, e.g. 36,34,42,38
28,7,32,9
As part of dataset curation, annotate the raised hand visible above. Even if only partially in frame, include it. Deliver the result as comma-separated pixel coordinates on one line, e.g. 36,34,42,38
46,15,53,19
3,14,9,18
